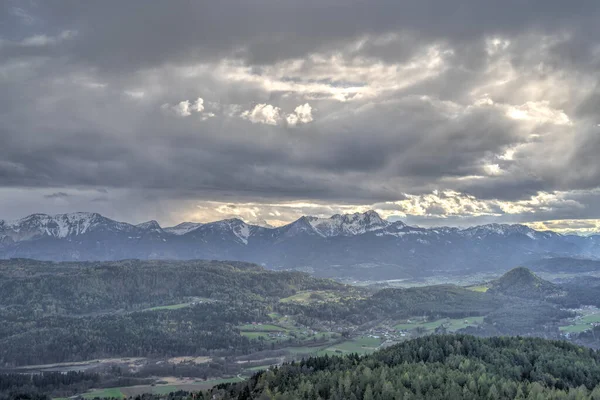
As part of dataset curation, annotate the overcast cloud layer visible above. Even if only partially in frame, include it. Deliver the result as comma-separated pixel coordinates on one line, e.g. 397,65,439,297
1,0,600,232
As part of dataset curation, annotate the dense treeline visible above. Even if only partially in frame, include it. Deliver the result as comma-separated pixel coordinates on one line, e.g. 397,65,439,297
553,277,600,309
0,371,148,399
208,335,600,399
0,260,354,366
0,259,346,317
277,285,501,326
0,302,272,366
482,302,575,336
573,326,600,349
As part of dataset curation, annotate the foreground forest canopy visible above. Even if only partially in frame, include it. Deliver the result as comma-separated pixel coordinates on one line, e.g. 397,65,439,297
207,335,600,400
4,335,600,400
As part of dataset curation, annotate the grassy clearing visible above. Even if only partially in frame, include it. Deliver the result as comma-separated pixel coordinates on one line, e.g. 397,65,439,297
283,345,326,355
320,336,382,355
466,285,489,292
395,317,484,333
203,377,245,385
245,364,274,372
580,313,600,324
560,324,592,333
238,324,285,332
560,312,600,333
81,387,125,399
82,377,247,399
279,290,361,304
149,385,179,395
241,331,271,340
145,303,192,311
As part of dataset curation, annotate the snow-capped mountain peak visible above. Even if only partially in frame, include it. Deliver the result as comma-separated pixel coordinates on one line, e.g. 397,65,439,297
163,222,204,235
0,212,105,240
135,220,163,232
0,212,143,241
0,211,592,276
306,210,390,237
200,218,252,245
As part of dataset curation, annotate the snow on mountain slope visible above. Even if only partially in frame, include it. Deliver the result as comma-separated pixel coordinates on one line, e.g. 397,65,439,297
0,210,567,246
0,212,143,241
305,210,390,237
459,223,558,240
1,211,594,277
135,220,164,233
164,222,204,235
191,218,253,245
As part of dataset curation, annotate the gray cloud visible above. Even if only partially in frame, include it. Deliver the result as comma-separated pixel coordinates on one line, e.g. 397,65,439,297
43,192,70,199
1,0,600,229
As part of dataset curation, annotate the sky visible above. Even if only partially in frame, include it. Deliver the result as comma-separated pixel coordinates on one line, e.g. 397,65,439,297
1,1,600,233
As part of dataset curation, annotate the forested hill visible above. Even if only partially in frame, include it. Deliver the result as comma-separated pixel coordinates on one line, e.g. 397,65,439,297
209,335,600,400
487,267,563,300
0,259,360,366
0,259,346,316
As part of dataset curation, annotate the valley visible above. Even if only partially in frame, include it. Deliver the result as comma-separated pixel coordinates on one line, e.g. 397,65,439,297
2,258,600,398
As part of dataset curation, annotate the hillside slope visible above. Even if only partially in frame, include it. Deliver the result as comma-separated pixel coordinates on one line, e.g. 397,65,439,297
208,335,600,399
487,267,563,299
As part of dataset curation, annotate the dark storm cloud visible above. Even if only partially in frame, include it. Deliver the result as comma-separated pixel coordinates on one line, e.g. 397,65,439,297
1,0,600,226
5,0,598,70
43,192,70,199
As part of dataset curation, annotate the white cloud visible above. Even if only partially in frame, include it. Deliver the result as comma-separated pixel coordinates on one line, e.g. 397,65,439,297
161,97,206,117
207,41,451,102
286,113,299,125
201,112,215,121
485,37,511,55
174,100,192,116
286,103,313,126
295,103,313,123
241,103,282,125
483,164,504,176
505,101,571,126
193,97,204,112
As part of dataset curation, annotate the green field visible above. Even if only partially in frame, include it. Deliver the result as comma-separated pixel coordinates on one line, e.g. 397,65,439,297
241,331,271,339
466,285,489,292
279,290,362,304
245,364,274,372
284,345,327,354
238,324,285,331
395,317,484,333
320,336,382,355
560,324,593,333
81,387,125,399
202,377,245,385
560,312,600,333
145,302,193,311
79,377,246,399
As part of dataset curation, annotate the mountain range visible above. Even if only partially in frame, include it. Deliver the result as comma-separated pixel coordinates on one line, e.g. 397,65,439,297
1,211,600,279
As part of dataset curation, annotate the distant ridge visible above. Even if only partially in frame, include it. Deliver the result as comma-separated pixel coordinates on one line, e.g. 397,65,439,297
1,211,599,279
